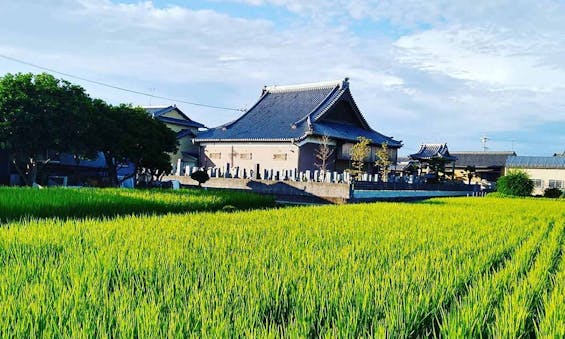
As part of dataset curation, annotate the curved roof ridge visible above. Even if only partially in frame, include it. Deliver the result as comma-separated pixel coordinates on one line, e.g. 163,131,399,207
291,85,342,127
265,78,346,94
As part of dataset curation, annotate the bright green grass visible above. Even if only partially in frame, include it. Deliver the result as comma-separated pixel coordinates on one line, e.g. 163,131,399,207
0,187,275,222
0,196,563,337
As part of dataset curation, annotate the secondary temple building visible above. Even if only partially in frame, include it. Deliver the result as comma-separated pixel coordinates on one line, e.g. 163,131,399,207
194,78,402,176
144,105,205,168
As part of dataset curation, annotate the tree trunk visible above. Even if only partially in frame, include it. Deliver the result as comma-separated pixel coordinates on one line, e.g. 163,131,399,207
104,152,119,187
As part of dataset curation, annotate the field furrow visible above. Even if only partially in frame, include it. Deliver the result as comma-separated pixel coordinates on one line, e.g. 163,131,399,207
0,193,563,337
488,220,564,338
536,222,565,338
440,219,553,337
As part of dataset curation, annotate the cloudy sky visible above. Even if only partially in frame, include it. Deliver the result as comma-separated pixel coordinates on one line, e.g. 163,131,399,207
1,0,564,155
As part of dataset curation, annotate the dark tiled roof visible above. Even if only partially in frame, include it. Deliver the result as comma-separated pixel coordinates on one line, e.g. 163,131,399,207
452,151,516,168
144,106,206,129
176,129,196,139
410,144,457,161
312,121,401,145
506,156,565,169
195,79,401,147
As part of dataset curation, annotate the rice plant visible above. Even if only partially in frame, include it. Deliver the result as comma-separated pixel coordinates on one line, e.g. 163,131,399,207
0,193,563,337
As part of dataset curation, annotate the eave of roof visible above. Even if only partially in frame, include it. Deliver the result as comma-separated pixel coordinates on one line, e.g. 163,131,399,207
144,105,206,128
158,116,205,128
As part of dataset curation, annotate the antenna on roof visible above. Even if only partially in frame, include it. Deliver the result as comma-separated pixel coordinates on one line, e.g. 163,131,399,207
480,136,489,151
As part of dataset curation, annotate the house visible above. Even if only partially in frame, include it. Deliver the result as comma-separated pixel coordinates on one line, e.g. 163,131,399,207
144,105,206,168
506,155,565,195
194,78,401,176
451,151,516,183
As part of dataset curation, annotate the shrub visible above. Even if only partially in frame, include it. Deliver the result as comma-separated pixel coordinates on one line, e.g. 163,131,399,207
496,171,534,197
544,187,563,198
190,170,210,187
221,205,237,213
486,192,509,198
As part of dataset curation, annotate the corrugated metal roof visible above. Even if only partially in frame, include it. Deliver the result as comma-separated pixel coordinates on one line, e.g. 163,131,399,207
506,156,565,169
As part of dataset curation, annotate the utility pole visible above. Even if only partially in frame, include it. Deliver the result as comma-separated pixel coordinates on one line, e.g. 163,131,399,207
480,136,489,151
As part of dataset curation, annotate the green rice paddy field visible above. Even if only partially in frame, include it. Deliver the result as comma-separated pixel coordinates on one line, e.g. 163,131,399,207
0,188,564,337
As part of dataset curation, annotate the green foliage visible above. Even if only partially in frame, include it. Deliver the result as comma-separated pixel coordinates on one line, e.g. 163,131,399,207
374,142,391,182
486,192,510,198
190,169,210,186
0,187,274,222
94,103,178,186
464,165,476,184
496,170,534,196
348,136,371,180
0,73,178,187
544,187,563,198
0,73,93,185
0,195,564,336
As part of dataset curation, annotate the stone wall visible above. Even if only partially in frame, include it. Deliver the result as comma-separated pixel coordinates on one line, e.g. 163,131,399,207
164,175,351,203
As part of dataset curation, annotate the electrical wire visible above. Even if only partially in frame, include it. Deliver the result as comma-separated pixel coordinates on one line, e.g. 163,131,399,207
0,53,245,112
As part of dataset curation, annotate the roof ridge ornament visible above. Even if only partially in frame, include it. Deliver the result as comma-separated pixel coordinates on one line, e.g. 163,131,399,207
264,79,343,93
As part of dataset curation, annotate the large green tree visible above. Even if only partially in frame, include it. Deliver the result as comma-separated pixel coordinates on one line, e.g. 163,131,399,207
0,73,93,186
91,102,178,186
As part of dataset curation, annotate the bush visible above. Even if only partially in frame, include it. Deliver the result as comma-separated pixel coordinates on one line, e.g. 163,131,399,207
496,171,534,197
486,192,509,198
544,187,563,198
221,205,237,213
190,170,210,187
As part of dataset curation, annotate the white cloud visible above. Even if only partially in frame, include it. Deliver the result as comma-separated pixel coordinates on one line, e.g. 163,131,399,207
0,0,563,155
395,27,565,92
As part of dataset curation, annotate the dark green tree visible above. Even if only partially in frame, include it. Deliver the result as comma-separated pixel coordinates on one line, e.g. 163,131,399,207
0,73,93,186
190,170,210,187
496,170,534,196
92,102,177,186
465,165,476,185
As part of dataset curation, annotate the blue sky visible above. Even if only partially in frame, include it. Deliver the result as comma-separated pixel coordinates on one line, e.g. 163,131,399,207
1,0,564,156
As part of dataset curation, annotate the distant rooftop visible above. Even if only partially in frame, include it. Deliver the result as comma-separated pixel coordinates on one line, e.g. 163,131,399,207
410,143,457,162
143,105,205,129
506,156,565,169
452,151,516,168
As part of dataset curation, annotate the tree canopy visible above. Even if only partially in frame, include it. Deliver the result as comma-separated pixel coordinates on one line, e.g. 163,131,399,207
0,72,178,187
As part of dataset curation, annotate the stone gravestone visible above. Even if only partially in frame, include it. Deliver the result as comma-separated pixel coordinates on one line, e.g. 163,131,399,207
224,163,230,178
175,159,182,176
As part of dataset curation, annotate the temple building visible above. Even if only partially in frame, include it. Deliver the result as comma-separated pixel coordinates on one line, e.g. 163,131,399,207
410,143,457,180
194,78,402,175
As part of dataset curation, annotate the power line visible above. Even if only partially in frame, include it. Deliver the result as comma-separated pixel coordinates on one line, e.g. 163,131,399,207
0,53,245,112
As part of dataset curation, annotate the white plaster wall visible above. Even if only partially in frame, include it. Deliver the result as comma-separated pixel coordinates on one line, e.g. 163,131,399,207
507,168,565,195
200,142,300,173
